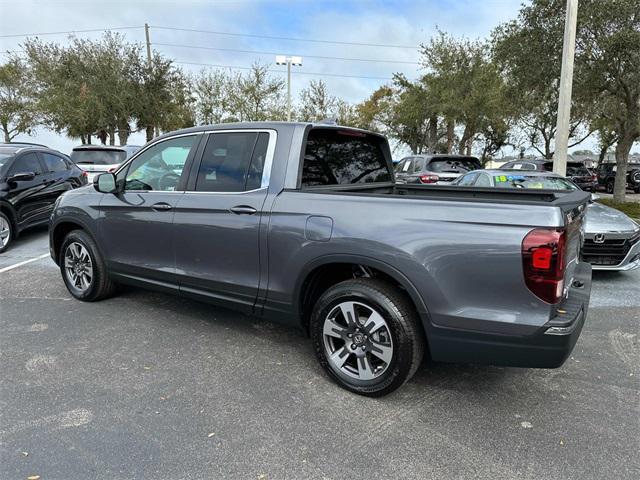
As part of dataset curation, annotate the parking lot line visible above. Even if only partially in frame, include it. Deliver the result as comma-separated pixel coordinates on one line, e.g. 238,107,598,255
0,253,50,274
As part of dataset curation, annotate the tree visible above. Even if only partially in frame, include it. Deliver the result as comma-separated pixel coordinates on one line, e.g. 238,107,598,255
193,69,234,125
575,0,640,202
226,63,286,122
0,58,38,142
422,32,510,156
492,1,592,158
298,79,337,121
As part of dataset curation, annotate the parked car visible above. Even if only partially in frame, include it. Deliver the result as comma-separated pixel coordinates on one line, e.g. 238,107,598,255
50,123,592,396
0,141,49,148
394,154,481,184
453,170,640,271
0,144,87,253
595,162,640,194
500,159,598,191
70,145,141,182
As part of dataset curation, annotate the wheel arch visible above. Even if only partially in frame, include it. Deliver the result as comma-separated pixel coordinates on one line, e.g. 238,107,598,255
0,201,18,233
51,218,99,265
295,254,429,333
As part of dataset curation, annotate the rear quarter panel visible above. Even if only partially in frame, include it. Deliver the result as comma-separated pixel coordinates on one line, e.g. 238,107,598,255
265,191,566,335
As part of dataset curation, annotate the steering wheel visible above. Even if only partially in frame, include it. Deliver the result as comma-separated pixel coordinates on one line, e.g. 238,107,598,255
158,172,181,191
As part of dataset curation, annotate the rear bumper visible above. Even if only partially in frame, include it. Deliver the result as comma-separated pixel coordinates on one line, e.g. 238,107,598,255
427,262,592,368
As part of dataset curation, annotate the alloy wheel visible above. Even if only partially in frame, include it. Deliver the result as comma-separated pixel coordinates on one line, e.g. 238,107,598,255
322,301,394,381
64,242,93,293
0,216,10,248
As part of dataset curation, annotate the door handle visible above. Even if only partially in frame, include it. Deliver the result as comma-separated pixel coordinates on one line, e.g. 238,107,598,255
151,202,172,211
230,205,257,215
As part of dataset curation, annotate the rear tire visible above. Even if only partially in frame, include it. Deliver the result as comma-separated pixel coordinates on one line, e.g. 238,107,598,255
606,179,614,194
310,278,425,397
60,230,116,301
0,211,13,253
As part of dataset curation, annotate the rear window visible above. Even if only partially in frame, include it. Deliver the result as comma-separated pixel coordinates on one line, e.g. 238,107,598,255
567,164,589,176
301,129,392,186
493,174,578,190
71,149,127,165
427,157,481,174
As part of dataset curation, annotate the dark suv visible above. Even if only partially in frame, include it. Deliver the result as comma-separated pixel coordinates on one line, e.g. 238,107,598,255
500,159,598,191
0,144,87,252
394,154,481,184
596,162,640,194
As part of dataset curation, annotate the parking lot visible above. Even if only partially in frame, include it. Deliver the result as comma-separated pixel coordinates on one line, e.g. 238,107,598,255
1,228,638,480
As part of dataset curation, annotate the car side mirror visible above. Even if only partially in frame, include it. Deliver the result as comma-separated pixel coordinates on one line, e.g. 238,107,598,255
8,171,36,183
591,193,600,202
94,172,117,194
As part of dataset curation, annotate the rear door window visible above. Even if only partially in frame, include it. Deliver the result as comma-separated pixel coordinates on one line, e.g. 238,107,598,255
195,131,268,192
301,129,392,186
41,153,69,172
456,172,478,186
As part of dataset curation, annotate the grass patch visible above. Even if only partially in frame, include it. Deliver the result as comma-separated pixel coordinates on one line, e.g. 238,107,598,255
597,198,640,219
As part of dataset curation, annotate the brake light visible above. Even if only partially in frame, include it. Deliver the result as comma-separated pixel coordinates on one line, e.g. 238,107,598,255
522,228,566,304
419,174,439,184
591,175,597,181
108,167,117,173
81,171,88,178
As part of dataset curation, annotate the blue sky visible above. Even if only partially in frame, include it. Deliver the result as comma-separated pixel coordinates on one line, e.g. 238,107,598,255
0,0,538,154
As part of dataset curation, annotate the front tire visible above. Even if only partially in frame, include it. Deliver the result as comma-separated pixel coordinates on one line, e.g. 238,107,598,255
60,230,116,301
0,212,13,253
310,279,425,397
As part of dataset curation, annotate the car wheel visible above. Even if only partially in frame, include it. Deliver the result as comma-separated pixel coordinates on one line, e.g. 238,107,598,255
310,278,425,397
0,211,13,253
606,180,615,194
60,229,116,301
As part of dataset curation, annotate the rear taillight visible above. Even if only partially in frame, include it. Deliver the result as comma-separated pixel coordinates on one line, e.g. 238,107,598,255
108,167,117,173
591,175,597,181
522,228,567,304
419,174,439,184
81,171,88,178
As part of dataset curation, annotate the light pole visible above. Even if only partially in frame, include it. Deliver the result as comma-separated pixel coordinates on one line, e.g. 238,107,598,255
553,0,578,176
275,55,303,121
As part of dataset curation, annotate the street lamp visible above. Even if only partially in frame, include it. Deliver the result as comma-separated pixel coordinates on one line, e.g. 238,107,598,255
275,55,303,122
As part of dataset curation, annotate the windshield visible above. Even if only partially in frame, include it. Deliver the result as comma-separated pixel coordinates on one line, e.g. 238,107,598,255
71,149,127,165
427,157,481,173
493,174,579,190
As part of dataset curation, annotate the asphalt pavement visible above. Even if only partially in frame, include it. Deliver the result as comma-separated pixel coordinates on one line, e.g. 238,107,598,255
1,228,639,480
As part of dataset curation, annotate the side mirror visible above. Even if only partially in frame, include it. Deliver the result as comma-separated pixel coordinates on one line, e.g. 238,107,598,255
8,171,36,183
591,193,600,202
94,172,117,193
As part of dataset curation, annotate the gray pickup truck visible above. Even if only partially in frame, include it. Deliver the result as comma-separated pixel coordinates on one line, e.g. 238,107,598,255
50,122,592,396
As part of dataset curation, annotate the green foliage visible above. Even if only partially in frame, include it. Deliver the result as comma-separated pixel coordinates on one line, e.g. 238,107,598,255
575,0,640,202
0,57,38,142
491,0,591,158
298,79,337,122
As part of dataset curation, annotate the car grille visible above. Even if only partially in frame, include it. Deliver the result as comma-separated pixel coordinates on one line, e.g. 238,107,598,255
582,238,632,266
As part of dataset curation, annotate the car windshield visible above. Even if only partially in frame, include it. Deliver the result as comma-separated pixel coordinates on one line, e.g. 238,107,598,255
71,149,127,165
493,174,578,190
427,157,481,173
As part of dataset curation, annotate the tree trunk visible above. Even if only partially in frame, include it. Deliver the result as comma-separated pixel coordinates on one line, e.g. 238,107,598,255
80,134,86,144
108,126,115,146
118,121,130,145
146,125,154,142
97,130,108,145
428,115,438,153
87,133,92,145
458,124,473,155
598,145,607,166
3,129,10,143
446,120,454,154
613,136,633,203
